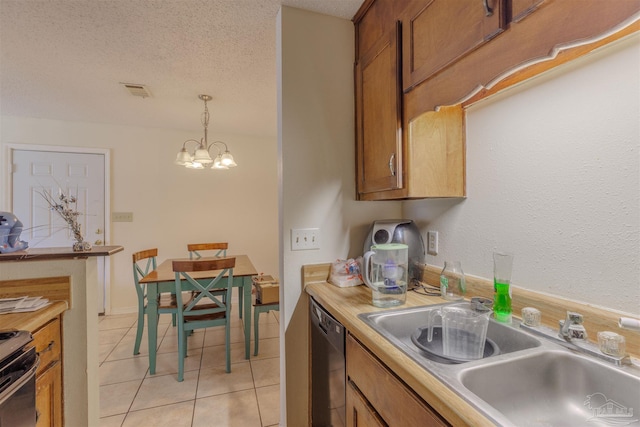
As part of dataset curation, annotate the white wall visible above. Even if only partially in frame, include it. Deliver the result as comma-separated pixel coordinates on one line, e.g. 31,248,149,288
405,34,640,315
278,6,400,328
0,117,278,313
278,6,400,425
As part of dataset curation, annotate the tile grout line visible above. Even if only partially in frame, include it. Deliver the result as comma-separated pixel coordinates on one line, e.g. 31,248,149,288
99,312,280,426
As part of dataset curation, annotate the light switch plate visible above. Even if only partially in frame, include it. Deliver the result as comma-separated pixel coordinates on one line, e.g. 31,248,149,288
291,228,320,250
112,212,133,222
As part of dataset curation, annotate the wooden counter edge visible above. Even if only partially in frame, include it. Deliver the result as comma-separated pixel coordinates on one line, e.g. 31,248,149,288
0,301,68,331
0,245,124,262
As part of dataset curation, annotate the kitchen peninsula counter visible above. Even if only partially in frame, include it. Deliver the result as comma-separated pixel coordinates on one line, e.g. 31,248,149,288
0,245,123,427
304,266,490,426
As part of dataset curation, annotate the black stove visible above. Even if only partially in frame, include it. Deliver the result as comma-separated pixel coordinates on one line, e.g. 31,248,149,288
0,329,37,427
0,330,32,363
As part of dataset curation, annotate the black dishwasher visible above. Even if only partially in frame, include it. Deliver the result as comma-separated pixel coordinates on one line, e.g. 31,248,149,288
310,297,345,427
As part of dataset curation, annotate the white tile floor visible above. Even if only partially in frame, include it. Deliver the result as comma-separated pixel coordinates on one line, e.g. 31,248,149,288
98,308,280,427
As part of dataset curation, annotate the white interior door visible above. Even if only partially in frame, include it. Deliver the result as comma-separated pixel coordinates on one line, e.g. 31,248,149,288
11,149,108,313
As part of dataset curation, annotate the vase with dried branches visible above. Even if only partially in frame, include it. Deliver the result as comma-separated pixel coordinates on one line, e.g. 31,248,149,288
41,189,92,252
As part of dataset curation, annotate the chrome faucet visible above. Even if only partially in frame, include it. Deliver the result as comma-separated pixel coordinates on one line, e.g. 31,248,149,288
559,311,588,341
520,310,630,366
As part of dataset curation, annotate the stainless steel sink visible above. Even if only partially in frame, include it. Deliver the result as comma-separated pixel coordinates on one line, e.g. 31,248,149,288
359,303,541,366
460,350,640,426
359,303,640,426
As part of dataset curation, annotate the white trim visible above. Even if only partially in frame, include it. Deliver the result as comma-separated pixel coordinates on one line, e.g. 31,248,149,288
5,143,113,315
108,306,138,316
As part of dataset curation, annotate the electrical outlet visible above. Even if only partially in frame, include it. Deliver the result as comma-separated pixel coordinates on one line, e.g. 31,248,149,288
112,212,133,222
291,228,320,251
427,230,438,255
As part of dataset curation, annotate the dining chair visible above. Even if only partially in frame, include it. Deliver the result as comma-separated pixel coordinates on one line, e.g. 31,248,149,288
173,257,236,381
187,242,228,259
186,242,243,318
132,248,184,355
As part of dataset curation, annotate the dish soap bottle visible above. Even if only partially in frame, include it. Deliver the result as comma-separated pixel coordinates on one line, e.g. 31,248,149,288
440,261,466,301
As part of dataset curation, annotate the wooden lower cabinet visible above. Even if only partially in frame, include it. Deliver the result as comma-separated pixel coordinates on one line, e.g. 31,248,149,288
346,333,449,426
347,380,386,427
36,361,62,427
30,316,63,427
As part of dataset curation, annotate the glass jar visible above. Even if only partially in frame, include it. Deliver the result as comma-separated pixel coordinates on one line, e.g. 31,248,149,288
440,261,466,301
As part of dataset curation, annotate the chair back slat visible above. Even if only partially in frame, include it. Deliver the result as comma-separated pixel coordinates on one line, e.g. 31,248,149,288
133,248,158,263
172,257,235,272
187,242,228,259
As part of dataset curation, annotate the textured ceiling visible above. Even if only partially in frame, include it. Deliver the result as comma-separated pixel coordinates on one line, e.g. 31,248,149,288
0,0,364,138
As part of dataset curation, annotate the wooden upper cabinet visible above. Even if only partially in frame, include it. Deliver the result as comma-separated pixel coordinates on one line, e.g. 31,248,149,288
356,0,400,57
404,0,640,116
353,0,638,200
355,23,403,196
510,0,547,22
402,0,506,91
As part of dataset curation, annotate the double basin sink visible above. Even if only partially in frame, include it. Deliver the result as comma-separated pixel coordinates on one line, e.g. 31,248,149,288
359,303,640,426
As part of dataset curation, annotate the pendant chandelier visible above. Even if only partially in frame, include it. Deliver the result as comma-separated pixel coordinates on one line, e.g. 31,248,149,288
174,94,237,170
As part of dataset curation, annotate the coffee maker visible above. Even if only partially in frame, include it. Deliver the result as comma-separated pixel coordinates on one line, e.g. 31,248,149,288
363,219,425,283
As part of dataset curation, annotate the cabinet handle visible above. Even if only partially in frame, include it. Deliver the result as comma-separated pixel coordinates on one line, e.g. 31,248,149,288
483,0,494,16
38,340,55,355
388,153,396,176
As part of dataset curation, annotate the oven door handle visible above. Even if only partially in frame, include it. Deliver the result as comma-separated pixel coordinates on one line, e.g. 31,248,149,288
0,356,39,406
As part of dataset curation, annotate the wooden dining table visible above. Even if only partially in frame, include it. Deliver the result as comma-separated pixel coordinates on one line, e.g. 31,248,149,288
139,254,258,374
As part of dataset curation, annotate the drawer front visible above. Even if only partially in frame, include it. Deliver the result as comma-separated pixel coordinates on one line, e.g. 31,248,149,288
31,317,61,376
346,334,448,427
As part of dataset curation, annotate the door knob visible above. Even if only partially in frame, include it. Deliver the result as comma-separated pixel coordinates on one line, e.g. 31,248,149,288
94,239,103,245
96,228,103,234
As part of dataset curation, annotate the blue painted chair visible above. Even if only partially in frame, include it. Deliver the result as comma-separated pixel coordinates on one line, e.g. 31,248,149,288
173,257,235,381
187,242,242,318
187,242,228,259
132,248,184,355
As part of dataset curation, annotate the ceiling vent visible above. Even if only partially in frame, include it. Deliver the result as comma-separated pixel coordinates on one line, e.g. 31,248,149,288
121,83,151,98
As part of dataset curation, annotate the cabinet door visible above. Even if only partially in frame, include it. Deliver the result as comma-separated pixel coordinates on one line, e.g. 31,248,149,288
356,23,403,196
346,334,450,426
36,361,63,427
402,0,506,91
511,0,547,22
346,381,387,427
